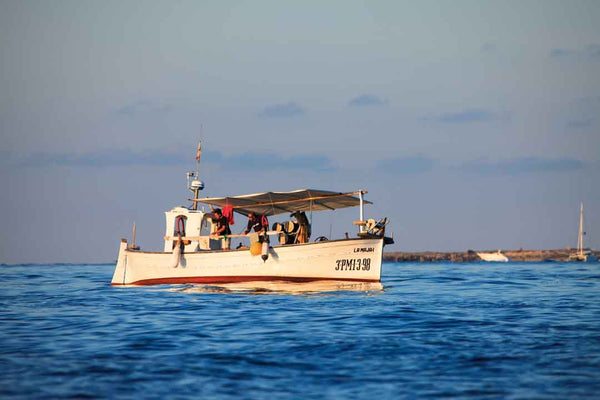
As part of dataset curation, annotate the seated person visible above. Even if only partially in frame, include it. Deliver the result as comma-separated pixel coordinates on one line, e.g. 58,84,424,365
291,211,311,244
210,208,231,249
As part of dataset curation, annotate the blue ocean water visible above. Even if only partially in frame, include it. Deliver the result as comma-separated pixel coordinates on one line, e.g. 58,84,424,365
1,262,600,399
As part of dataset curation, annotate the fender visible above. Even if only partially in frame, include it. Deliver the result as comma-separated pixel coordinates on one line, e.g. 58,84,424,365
170,244,181,268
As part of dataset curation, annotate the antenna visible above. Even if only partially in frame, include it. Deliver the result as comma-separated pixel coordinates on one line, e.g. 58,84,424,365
188,139,205,210
196,129,202,177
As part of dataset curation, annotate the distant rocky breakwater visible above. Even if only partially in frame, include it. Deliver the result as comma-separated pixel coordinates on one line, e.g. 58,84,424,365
383,249,600,263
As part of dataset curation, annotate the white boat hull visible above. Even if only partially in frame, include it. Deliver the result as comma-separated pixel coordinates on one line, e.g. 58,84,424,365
569,252,598,263
477,252,509,262
111,237,384,285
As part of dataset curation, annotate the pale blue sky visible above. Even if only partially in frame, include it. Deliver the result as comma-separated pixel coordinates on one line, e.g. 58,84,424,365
1,0,599,263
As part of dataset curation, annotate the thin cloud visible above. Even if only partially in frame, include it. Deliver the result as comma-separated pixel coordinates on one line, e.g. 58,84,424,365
258,102,305,118
567,118,594,129
348,94,388,107
425,109,496,123
568,96,599,129
0,151,20,168
481,42,497,53
586,44,600,59
117,100,171,117
18,149,189,168
549,44,600,61
576,95,600,105
375,155,434,174
549,48,575,58
14,149,334,172
460,157,586,175
225,152,335,172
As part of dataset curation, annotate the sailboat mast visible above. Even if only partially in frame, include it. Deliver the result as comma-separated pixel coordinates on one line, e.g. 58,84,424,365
578,202,584,255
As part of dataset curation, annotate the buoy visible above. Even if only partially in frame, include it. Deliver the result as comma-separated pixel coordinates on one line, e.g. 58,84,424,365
261,241,269,262
285,220,298,233
250,241,262,256
170,244,181,268
365,219,376,232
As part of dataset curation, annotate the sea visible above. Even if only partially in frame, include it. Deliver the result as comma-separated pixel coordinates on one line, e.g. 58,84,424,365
1,262,599,399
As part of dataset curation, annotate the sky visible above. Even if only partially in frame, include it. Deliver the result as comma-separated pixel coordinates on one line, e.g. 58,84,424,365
1,0,599,263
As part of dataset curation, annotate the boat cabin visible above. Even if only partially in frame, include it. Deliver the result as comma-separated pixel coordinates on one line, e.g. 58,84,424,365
163,207,220,251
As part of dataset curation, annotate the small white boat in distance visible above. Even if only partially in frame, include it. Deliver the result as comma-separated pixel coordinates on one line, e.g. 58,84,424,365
477,250,509,262
111,145,393,286
569,203,598,263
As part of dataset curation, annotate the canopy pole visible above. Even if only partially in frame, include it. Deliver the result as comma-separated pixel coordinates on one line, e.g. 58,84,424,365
359,191,364,232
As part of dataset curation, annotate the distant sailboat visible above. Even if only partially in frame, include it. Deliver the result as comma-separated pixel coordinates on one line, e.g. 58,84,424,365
569,203,598,262
477,250,509,262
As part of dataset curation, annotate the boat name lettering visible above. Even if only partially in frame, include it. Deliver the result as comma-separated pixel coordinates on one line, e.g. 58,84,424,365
335,258,371,271
353,247,374,253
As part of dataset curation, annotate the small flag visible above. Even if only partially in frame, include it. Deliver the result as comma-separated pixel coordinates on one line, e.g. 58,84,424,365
196,142,202,162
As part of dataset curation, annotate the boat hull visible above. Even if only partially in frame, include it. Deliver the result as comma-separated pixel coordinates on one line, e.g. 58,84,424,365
477,252,509,262
569,252,598,263
111,237,384,285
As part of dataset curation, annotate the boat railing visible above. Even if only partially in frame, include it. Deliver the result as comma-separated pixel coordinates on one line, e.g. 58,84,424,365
164,231,280,241
165,218,385,242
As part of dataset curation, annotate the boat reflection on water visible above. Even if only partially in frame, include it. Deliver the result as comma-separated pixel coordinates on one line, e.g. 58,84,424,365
167,280,384,295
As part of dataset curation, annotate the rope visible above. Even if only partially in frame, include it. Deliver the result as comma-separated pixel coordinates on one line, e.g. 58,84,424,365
308,190,313,225
268,192,276,217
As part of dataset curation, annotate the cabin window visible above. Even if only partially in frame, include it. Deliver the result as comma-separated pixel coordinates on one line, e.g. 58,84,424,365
200,215,212,236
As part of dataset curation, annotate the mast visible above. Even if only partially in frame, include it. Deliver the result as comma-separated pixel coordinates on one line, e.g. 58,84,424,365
578,202,584,255
188,141,204,210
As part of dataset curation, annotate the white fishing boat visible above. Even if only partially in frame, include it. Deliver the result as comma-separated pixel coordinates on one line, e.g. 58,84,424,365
569,203,597,262
111,145,393,286
477,250,509,262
